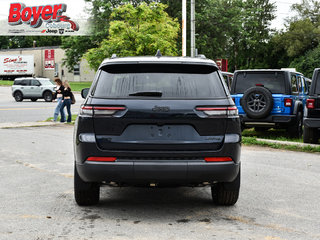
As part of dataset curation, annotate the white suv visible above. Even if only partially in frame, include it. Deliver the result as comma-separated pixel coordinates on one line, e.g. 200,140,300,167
12,78,56,102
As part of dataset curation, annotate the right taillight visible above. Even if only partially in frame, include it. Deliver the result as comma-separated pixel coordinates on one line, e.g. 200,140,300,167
307,99,315,109
196,106,238,117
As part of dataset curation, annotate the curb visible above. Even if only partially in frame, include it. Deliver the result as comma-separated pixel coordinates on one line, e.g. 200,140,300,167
256,138,319,148
0,121,71,129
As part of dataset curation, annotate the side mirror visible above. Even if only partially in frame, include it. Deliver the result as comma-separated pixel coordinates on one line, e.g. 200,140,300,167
81,88,90,99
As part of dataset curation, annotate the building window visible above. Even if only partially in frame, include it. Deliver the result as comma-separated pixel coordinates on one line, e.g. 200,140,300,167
54,63,59,77
74,64,80,75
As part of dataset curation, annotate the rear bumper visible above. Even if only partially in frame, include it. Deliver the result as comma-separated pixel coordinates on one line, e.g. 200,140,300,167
304,118,320,128
74,141,241,185
240,114,296,125
76,160,240,185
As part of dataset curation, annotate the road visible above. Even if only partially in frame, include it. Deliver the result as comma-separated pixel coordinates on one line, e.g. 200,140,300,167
0,125,319,240
0,86,83,123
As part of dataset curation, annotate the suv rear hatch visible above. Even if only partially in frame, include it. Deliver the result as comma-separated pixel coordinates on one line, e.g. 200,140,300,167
88,63,234,151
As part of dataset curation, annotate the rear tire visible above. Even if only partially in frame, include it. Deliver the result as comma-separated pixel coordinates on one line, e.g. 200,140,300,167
43,91,53,102
303,126,319,144
211,168,240,206
74,165,100,206
14,91,23,102
288,112,302,138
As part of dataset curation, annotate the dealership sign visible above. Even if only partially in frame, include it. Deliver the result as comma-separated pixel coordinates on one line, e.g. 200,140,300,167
44,49,55,70
0,2,89,35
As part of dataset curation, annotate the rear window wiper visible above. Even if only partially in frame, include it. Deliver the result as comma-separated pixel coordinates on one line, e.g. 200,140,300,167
129,91,162,97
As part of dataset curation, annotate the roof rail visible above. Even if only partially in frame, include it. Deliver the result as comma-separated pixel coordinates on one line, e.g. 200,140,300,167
196,54,206,59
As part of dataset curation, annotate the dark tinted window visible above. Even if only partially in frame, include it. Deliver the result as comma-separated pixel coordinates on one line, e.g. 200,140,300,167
93,64,226,99
316,74,320,94
234,72,286,94
32,80,41,86
14,80,22,85
17,80,30,86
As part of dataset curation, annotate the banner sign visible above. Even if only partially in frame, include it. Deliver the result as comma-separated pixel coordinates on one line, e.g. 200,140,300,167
216,59,228,72
44,49,55,70
0,55,34,75
0,2,90,35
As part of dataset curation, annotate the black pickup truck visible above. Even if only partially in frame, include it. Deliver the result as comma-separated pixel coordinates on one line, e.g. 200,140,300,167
303,68,320,143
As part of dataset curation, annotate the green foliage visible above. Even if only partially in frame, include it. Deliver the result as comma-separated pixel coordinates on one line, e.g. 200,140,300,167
290,46,320,78
195,0,276,71
85,2,179,70
0,36,61,49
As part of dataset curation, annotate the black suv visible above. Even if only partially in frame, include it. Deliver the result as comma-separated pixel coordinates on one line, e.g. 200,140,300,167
303,68,320,143
231,70,309,137
74,55,241,206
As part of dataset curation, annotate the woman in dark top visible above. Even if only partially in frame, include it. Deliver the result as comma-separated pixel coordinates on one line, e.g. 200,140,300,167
60,80,72,123
53,78,65,122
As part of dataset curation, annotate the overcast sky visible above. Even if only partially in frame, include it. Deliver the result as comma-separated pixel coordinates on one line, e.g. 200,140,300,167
0,0,302,30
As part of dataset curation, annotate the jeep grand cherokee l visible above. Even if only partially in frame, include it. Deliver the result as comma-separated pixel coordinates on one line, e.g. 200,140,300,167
74,55,241,206
231,70,309,137
303,68,320,143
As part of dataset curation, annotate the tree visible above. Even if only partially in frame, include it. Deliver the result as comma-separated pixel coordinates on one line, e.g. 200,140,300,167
85,2,180,69
195,0,275,71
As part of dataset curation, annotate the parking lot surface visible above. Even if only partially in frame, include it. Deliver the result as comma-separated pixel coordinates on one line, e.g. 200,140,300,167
0,87,82,123
0,125,319,240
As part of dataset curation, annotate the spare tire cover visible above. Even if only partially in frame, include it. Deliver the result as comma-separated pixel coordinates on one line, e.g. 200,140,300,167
240,86,273,119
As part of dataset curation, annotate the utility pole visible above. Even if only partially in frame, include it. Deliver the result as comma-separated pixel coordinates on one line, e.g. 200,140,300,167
182,0,186,56
190,0,195,57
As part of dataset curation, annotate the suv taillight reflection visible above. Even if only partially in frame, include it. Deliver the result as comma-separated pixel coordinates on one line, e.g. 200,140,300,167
196,106,238,117
80,106,126,116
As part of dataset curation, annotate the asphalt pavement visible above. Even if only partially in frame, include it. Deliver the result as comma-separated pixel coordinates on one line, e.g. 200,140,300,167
0,125,319,240
0,86,83,123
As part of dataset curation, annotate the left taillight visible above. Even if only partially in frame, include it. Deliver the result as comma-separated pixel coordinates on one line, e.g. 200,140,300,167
80,106,126,116
284,98,292,107
196,106,238,117
307,99,315,109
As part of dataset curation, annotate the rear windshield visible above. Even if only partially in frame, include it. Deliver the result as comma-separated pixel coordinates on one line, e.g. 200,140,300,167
234,72,286,94
93,64,226,99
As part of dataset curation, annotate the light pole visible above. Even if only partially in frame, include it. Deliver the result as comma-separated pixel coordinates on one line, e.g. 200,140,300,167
182,0,186,56
190,0,195,57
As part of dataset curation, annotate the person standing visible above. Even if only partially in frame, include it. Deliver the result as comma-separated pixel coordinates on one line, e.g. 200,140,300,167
53,78,65,122
60,80,73,123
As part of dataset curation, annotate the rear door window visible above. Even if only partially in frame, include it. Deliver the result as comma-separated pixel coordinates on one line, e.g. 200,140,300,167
234,72,286,94
93,64,226,99
20,80,30,86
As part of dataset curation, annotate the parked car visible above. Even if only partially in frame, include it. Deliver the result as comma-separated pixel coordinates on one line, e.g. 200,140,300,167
303,69,320,143
74,54,242,206
221,71,233,90
230,69,310,137
11,77,55,102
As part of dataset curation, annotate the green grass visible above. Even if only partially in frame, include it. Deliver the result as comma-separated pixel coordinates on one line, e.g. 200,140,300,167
45,114,77,123
69,82,92,92
242,128,303,143
0,80,92,91
0,80,13,86
242,136,320,153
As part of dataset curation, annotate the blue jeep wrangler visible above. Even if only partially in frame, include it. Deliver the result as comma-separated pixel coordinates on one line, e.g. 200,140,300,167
230,70,309,138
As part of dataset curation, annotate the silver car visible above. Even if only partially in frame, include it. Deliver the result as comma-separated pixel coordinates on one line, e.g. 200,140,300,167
11,77,56,102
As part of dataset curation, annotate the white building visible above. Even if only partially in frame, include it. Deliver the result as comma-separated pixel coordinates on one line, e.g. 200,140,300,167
0,46,96,81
